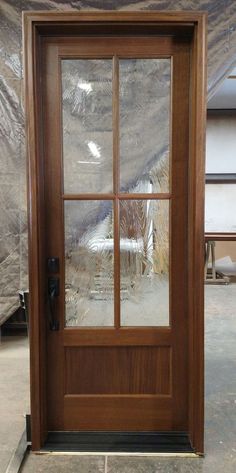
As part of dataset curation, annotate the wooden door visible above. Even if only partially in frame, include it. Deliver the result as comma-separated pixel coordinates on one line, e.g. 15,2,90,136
44,34,188,432
24,12,206,453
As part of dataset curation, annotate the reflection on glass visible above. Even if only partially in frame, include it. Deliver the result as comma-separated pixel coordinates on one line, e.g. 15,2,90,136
64,201,114,326
120,200,169,326
61,60,113,194
119,59,171,193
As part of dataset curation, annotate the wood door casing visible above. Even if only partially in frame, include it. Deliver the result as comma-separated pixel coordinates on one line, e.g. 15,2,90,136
43,36,189,432
23,12,206,453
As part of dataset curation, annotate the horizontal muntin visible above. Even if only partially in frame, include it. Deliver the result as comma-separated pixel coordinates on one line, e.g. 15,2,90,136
62,193,172,200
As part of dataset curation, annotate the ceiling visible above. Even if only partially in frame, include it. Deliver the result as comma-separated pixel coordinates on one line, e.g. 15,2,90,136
208,67,236,109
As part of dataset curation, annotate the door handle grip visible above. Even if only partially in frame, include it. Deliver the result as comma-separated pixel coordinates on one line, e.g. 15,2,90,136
48,277,59,331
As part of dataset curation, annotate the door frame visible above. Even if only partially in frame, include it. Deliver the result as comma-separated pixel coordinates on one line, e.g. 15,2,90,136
23,10,207,453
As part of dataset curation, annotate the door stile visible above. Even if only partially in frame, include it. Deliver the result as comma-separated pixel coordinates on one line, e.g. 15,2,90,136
43,42,64,431
171,44,190,431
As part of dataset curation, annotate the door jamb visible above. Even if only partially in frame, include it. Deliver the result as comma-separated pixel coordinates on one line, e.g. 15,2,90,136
23,10,207,453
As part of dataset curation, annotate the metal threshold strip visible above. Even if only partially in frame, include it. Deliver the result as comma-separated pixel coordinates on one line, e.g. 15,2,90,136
42,431,195,454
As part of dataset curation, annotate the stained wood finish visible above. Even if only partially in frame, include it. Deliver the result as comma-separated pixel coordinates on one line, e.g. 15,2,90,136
23,22,48,450
23,11,206,453
43,42,64,432
170,39,189,431
63,327,172,346
64,396,172,431
62,193,172,200
187,15,207,454
205,233,236,241
65,346,171,395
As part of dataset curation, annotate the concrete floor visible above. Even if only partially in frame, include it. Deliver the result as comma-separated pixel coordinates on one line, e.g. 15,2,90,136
0,333,29,473
1,285,235,472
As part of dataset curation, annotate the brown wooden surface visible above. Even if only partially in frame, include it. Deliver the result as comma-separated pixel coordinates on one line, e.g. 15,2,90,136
57,36,187,57
23,10,206,23
205,233,236,241
43,42,65,431
23,15,48,450
64,395,172,431
65,346,171,395
170,39,190,431
62,193,172,200
187,13,207,454
23,11,206,453
63,327,172,346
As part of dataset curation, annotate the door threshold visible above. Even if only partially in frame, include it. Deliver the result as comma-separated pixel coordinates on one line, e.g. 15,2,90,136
42,431,195,454
38,451,199,457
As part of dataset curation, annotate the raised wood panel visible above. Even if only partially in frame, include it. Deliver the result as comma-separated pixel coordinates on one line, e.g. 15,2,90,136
65,346,171,395
64,395,172,431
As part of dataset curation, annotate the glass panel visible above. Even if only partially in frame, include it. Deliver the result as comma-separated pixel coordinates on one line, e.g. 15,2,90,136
119,59,171,193
120,200,169,326
64,200,114,326
61,60,113,194
205,184,236,232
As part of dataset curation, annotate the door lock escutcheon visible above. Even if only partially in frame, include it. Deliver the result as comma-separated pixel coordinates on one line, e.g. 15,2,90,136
48,277,60,331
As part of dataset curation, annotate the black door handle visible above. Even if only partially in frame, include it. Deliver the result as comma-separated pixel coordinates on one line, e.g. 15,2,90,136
48,277,59,331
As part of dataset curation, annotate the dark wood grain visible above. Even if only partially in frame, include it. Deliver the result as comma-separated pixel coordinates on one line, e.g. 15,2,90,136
171,41,190,432
23,14,48,451
64,327,172,346
62,193,171,200
64,395,172,431
187,14,207,454
43,42,65,431
65,346,171,395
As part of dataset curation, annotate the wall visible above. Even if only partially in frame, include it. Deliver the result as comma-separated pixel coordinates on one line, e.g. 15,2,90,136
206,110,236,262
205,183,236,233
1,0,236,318
206,111,236,174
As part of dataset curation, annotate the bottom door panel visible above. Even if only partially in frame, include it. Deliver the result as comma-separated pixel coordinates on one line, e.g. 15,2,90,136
64,395,172,431
63,345,173,431
65,346,171,395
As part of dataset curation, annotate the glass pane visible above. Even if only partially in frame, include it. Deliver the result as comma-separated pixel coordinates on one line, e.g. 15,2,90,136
61,60,113,194
119,59,171,193
120,200,169,326
205,183,236,232
64,201,114,326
